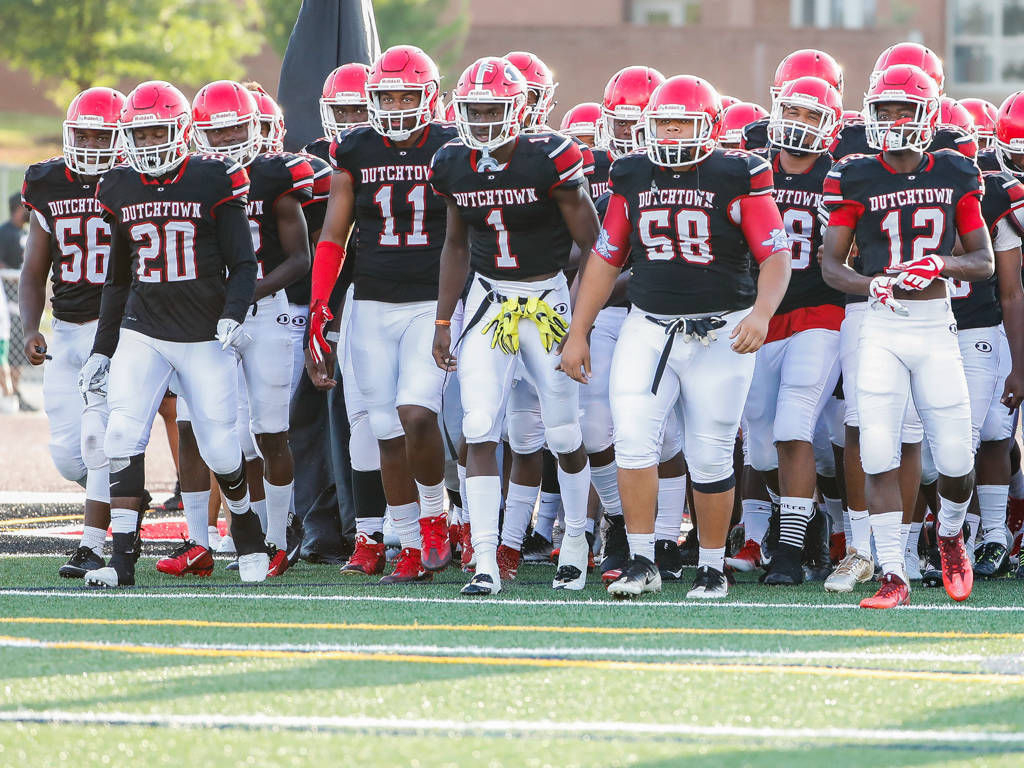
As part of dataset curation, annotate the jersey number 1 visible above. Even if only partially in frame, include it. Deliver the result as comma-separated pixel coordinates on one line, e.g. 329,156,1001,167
374,184,428,247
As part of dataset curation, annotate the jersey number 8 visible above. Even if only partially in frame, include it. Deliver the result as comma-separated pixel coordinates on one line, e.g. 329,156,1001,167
638,209,712,264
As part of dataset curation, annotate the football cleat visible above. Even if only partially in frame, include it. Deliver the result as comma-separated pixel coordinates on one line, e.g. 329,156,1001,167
654,538,684,581
600,515,629,581
829,531,846,564
678,526,699,566
859,572,910,609
419,514,451,571
340,532,386,576
760,501,780,566
85,550,135,588
379,547,432,584
237,551,270,583
521,530,553,563
686,565,728,599
973,542,1009,579
207,525,222,552
724,539,761,572
59,546,104,579
937,533,973,601
217,534,237,555
824,550,874,593
461,571,500,596
459,523,475,572
552,531,589,590
496,544,521,580
267,545,290,577
155,482,183,512
606,556,661,599
155,538,214,577
448,521,465,560
761,542,804,585
801,507,831,581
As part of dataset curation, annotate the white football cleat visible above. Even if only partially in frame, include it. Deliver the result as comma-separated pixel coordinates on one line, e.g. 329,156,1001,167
217,535,236,555
237,552,270,583
460,571,501,596
552,531,588,590
686,566,728,599
85,566,130,588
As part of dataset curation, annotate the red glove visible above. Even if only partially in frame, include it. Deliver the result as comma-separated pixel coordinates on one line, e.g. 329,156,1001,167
868,275,909,316
309,299,334,366
887,254,945,291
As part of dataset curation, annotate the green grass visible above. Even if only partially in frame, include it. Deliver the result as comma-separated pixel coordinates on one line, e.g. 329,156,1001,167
1,555,1023,767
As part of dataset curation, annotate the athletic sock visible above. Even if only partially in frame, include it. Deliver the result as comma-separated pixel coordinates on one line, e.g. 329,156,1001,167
905,521,922,558
85,466,110,505
252,498,268,534
740,499,771,544
536,492,560,542
938,494,971,538
824,496,844,532
778,496,814,549
1010,468,1024,499
698,545,726,572
390,502,421,550
870,510,905,581
182,490,211,547
80,525,106,558
655,475,686,543
848,508,871,555
501,482,538,550
355,516,385,538
557,461,591,538
352,469,387,520
465,475,501,575
416,480,446,520
978,484,1010,547
263,480,292,550
589,461,622,518
626,531,655,563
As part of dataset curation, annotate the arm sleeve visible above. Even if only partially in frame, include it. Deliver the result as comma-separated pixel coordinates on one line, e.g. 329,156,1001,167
276,156,315,204
210,162,250,216
955,191,986,236
594,192,632,268
993,217,1023,251
823,167,865,227
216,199,258,323
738,193,790,265
548,136,585,192
91,222,132,357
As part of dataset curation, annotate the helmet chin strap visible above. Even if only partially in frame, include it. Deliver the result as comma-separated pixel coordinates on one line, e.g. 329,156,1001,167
476,150,500,172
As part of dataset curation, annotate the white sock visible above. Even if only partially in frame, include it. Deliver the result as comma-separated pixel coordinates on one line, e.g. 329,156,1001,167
223,490,251,517
824,497,844,531
965,511,981,554
779,496,814,548
536,492,560,541
655,475,686,543
870,510,905,580
208,525,221,548
626,531,655,562
767,488,781,507
585,517,596,535
501,482,538,550
557,461,591,538
740,499,771,544
698,545,726,572
110,507,139,534
252,498,268,533
466,475,501,574
899,522,911,555
390,501,421,550
457,463,468,521
849,508,871,555
978,484,1009,546
590,461,622,518
938,494,970,538
842,507,852,546
1010,467,1024,499
416,480,446,519
85,466,110,505
264,480,293,550
183,490,211,547
356,517,384,537
80,525,106,558
906,521,922,557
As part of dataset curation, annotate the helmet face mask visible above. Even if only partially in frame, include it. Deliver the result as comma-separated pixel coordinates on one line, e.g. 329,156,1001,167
320,63,371,139
646,111,715,167
251,91,285,153
767,78,841,155
368,83,435,140
194,113,261,166
455,96,524,151
63,87,125,176
604,109,643,158
865,98,936,152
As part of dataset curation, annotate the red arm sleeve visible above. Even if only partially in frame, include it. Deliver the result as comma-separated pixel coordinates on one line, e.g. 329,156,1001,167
822,171,864,227
738,194,791,265
310,240,345,308
955,191,985,236
594,193,632,268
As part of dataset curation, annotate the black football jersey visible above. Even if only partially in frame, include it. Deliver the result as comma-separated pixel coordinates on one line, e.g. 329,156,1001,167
96,154,254,342
303,137,332,165
824,150,983,285
831,123,974,161
589,147,611,201
741,118,770,151
330,123,456,302
950,170,1024,329
285,149,332,306
21,157,109,323
976,147,1002,173
429,133,587,281
246,153,314,278
760,149,844,314
610,148,772,315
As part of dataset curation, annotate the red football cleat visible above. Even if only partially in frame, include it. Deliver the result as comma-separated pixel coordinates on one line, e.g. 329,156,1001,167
1008,497,1024,538
460,522,475,572
156,538,213,577
550,546,596,573
937,532,974,602
859,573,910,609
267,546,289,577
379,547,432,584
496,544,520,580
725,539,762,572
340,532,386,576
829,531,846,564
419,514,452,571
449,522,464,560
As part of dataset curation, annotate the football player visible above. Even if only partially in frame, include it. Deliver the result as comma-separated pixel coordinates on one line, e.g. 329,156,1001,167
719,102,768,149
79,80,259,587
822,64,993,608
561,75,792,599
601,66,666,161
431,56,600,596
19,86,124,578
960,97,998,151
308,45,458,582
740,76,844,584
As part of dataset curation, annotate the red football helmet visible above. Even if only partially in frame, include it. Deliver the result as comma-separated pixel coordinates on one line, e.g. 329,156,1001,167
719,94,741,110
719,102,768,147
937,96,975,136
863,64,940,152
768,76,842,154
505,51,557,130
192,80,262,167
960,97,998,150
320,63,370,139
249,88,285,152
771,49,844,101
995,91,1024,179
644,75,722,167
63,86,125,176
120,80,192,176
367,45,440,141
602,65,666,158
560,102,602,145
871,42,944,94
841,109,865,126
443,98,456,124
452,57,529,152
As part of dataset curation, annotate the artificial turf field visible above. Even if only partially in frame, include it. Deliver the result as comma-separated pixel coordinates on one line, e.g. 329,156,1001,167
1,552,1023,768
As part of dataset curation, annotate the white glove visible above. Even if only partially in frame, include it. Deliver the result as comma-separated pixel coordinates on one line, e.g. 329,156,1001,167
216,318,249,351
78,353,111,402
868,275,910,317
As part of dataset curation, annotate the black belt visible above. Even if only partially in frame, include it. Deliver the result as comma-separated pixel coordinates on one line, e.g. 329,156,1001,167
645,314,727,395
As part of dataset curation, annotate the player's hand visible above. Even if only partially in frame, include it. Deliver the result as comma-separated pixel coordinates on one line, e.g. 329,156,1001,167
888,254,945,291
432,325,455,372
78,353,110,402
308,300,333,366
868,275,910,316
24,332,47,366
557,332,591,383
1002,366,1024,412
730,309,769,354
216,318,249,351
304,344,336,390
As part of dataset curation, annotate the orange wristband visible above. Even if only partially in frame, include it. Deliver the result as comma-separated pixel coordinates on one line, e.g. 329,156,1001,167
434,319,451,327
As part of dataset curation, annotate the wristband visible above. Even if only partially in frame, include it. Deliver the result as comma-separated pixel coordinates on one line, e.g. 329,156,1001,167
434,319,451,327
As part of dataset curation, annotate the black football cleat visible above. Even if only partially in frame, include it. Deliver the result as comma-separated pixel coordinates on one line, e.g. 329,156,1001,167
655,538,684,581
606,556,661,599
974,542,1010,579
678,526,699,566
59,546,105,579
461,572,500,596
801,507,832,582
761,542,804,585
521,530,554,563
760,500,781,566
600,515,629,581
686,565,729,599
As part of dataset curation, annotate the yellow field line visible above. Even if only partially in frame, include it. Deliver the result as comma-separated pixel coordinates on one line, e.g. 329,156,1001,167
2,615,1022,641
2,633,1020,685
0,515,82,528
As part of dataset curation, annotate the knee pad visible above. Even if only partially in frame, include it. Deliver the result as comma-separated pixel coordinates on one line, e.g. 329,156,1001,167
692,473,736,494
508,410,546,455
214,459,246,496
545,421,583,455
109,454,146,498
746,431,779,473
80,408,108,472
932,440,974,480
858,427,900,476
367,405,404,442
104,412,148,461
463,409,497,444
580,403,614,455
50,443,87,485
349,412,381,472
238,422,260,462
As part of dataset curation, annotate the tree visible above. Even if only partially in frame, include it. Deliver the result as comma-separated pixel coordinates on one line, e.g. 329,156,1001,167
0,0,266,107
374,0,469,83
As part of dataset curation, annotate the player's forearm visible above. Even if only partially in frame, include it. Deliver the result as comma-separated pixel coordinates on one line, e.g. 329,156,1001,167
942,246,995,283
91,283,129,358
567,253,618,338
821,228,870,295
17,268,46,335
436,241,469,323
750,251,790,319
254,253,308,302
217,206,258,322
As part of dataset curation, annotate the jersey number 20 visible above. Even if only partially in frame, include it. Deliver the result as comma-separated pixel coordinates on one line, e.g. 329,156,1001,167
131,221,198,283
